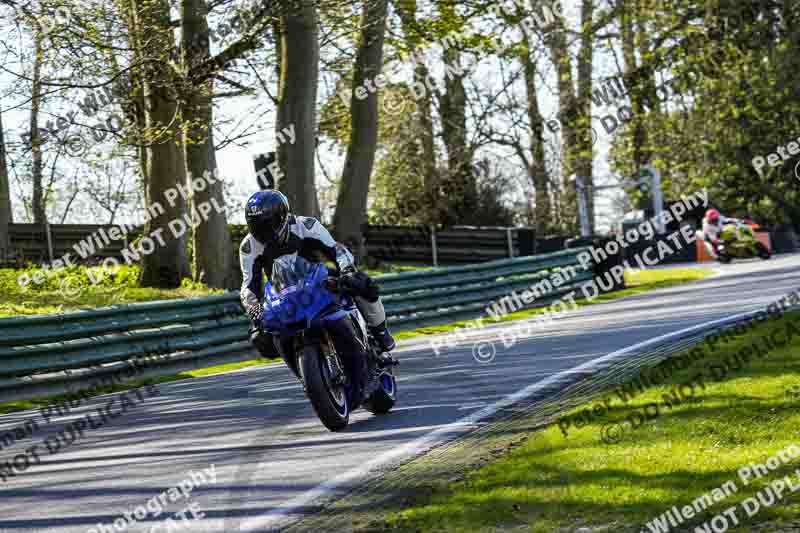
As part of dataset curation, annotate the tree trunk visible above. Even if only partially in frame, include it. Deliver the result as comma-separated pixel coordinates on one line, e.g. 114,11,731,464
30,30,46,224
545,13,580,233
276,0,320,217
396,0,438,225
182,0,234,289
437,0,476,227
520,33,550,237
621,0,651,173
576,0,595,234
132,0,191,288
332,0,389,257
0,108,11,255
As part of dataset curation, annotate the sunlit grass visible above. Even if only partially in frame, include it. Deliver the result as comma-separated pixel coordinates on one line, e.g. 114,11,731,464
0,265,221,318
388,312,800,532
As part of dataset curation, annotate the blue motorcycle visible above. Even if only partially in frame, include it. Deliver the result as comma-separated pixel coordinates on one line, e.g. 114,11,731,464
260,255,398,431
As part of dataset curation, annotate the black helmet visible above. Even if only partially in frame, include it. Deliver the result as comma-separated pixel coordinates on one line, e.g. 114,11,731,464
245,190,290,245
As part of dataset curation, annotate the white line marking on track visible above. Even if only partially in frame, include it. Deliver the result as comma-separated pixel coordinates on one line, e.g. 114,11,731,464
239,309,757,531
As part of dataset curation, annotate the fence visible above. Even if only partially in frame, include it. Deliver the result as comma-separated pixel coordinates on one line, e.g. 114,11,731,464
364,225,520,265
3,224,571,269
363,225,574,265
0,248,599,402
4,223,134,266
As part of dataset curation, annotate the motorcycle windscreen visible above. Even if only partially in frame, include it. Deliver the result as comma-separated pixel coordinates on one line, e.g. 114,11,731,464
260,255,337,333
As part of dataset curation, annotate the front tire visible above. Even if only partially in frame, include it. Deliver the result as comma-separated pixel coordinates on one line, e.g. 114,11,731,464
300,344,349,431
756,242,771,260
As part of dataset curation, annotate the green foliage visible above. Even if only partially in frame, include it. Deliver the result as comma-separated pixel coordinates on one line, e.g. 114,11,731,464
4,263,140,294
0,265,220,317
610,2,800,228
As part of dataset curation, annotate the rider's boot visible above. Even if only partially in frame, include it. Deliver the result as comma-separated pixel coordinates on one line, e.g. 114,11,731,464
369,321,396,353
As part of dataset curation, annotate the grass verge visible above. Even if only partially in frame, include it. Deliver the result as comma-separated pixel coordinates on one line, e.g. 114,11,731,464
386,311,800,533
0,265,221,318
1,263,430,318
396,267,714,341
364,263,431,277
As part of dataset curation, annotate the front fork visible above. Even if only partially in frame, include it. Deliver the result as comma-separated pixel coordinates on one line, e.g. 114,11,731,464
308,332,348,388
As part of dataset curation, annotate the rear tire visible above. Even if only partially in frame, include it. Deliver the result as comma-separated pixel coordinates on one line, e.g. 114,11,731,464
300,344,349,431
717,252,732,264
757,242,771,260
364,370,397,415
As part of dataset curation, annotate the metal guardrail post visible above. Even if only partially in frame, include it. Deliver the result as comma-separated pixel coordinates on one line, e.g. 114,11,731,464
506,228,514,258
430,226,438,267
44,221,54,263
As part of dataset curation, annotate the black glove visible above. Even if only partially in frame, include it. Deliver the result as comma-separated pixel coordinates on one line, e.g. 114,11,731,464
246,303,264,324
340,270,380,302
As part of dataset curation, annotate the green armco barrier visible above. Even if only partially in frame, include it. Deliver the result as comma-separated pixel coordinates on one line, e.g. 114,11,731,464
383,271,594,317
376,249,589,292
0,247,595,402
0,295,243,347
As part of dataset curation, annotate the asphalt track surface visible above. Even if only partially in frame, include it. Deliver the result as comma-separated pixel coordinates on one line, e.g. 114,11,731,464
1,256,798,533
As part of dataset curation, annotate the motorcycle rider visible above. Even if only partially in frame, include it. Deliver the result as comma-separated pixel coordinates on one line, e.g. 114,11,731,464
240,190,396,374
702,208,739,259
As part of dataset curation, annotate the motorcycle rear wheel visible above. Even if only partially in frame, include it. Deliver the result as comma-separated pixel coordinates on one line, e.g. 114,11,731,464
300,344,349,431
364,369,397,415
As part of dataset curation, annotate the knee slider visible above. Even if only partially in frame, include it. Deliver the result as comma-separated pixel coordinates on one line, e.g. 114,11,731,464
344,272,380,302
363,277,380,303
250,329,277,357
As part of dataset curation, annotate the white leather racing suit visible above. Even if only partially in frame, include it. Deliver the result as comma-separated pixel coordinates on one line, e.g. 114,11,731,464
239,215,387,327
702,216,737,258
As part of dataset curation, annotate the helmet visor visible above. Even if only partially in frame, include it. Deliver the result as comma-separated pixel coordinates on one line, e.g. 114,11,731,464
247,203,288,245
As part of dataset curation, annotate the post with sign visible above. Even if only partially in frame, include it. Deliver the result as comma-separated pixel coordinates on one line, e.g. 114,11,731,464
644,164,664,234
253,152,276,190
624,164,664,234
572,174,592,238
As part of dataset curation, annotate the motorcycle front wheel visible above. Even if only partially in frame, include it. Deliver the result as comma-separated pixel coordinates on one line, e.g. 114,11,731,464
300,344,349,431
756,242,771,260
